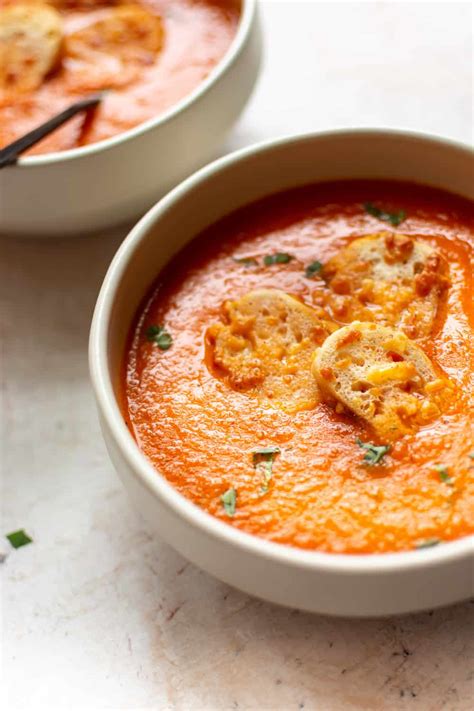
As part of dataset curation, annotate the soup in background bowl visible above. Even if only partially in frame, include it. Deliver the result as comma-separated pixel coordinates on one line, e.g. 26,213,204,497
90,130,474,616
0,0,241,154
0,0,261,236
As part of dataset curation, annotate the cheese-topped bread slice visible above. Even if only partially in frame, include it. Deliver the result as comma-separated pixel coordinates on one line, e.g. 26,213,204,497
0,4,63,95
66,4,164,66
206,289,337,413
324,232,450,340
312,321,454,439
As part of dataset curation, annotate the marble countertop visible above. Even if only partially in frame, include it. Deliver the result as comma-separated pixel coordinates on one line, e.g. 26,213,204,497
2,2,473,709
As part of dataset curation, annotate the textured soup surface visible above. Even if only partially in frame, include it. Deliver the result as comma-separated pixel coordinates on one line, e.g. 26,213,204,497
0,0,239,154
124,181,474,554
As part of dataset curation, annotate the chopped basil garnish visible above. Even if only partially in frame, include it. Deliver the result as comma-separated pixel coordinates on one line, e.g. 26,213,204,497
253,446,281,493
233,253,295,267
263,253,294,266
252,445,281,460
415,538,440,550
221,488,237,517
6,529,32,549
434,464,453,485
356,438,390,465
233,256,258,267
469,453,474,460
146,324,173,351
305,260,323,278
364,202,406,227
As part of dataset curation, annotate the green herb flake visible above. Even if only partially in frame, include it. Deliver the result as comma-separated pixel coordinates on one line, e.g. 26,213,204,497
252,446,281,493
468,453,474,460
6,529,33,549
305,260,323,278
434,464,454,486
364,202,406,227
233,256,258,267
415,538,441,550
356,437,390,465
221,488,237,517
146,324,173,351
263,253,294,266
252,445,281,461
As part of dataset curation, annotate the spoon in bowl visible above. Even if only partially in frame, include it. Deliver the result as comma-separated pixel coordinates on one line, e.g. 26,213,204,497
0,93,104,169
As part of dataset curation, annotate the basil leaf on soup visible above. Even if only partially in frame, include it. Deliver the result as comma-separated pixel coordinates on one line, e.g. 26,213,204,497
221,488,237,517
146,324,173,351
305,260,323,278
434,464,454,485
263,253,294,266
233,256,258,267
364,202,406,227
253,446,281,493
356,438,390,465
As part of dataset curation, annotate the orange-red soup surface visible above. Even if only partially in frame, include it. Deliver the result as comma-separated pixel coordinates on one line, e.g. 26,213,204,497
124,181,474,554
0,0,239,154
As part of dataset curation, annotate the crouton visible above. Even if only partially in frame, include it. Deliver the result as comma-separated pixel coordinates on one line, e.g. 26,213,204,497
324,233,450,340
312,321,455,439
65,5,164,67
206,289,337,413
0,3,63,95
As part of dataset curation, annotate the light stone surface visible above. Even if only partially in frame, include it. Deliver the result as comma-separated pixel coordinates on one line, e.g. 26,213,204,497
1,2,473,709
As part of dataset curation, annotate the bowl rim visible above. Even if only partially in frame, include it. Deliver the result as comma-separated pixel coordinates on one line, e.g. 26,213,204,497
14,0,257,168
89,127,474,575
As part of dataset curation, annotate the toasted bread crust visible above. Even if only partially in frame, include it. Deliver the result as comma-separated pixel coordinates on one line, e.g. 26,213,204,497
206,289,337,413
313,321,455,439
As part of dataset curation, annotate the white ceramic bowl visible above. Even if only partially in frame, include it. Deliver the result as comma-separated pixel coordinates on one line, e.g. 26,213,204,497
90,129,474,617
0,0,261,237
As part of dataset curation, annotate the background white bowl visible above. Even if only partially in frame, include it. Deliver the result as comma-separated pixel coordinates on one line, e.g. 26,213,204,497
90,129,474,617
0,0,261,237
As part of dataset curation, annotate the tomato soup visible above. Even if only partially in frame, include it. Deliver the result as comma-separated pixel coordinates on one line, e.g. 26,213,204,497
0,0,240,155
124,181,474,554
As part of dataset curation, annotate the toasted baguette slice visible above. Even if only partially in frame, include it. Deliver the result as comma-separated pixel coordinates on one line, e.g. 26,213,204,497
66,5,164,66
0,4,62,95
312,321,454,439
206,289,337,413
324,232,449,340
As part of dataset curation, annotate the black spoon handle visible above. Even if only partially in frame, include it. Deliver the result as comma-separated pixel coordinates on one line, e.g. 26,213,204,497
0,93,103,169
